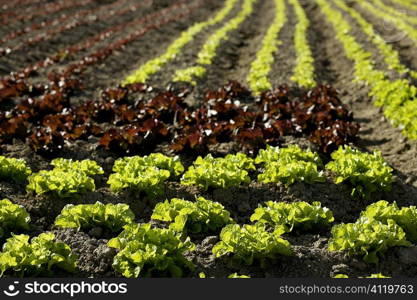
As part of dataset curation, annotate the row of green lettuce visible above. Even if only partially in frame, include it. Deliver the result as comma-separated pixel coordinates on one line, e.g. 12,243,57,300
2,196,414,277
124,0,317,93
172,0,256,85
246,0,287,94
359,0,417,73
1,144,393,200
318,0,417,139
245,0,316,92
123,0,239,85
288,0,316,88
333,0,409,77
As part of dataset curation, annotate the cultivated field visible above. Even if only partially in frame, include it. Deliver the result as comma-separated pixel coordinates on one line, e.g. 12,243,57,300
0,0,417,278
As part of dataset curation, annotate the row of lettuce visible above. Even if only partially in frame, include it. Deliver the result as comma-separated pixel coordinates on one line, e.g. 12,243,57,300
123,0,240,85
173,0,256,85
124,0,317,93
1,195,415,277
1,144,393,200
123,0,417,141
0,144,405,277
319,0,417,139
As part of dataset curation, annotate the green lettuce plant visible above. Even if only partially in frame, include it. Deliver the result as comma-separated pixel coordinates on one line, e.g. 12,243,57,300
328,218,411,264
199,272,250,278
289,0,316,88
258,162,325,186
108,223,195,278
51,158,104,176
107,154,184,197
369,79,417,139
363,273,390,278
255,145,323,165
0,233,77,276
151,197,234,234
334,273,390,278
0,156,31,182
172,67,206,86
228,273,250,278
0,199,30,239
333,274,349,278
55,202,135,232
361,200,417,243
247,0,287,93
181,153,255,190
360,200,399,220
212,223,292,266
325,146,393,199
256,145,324,186
26,159,103,198
250,201,334,232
